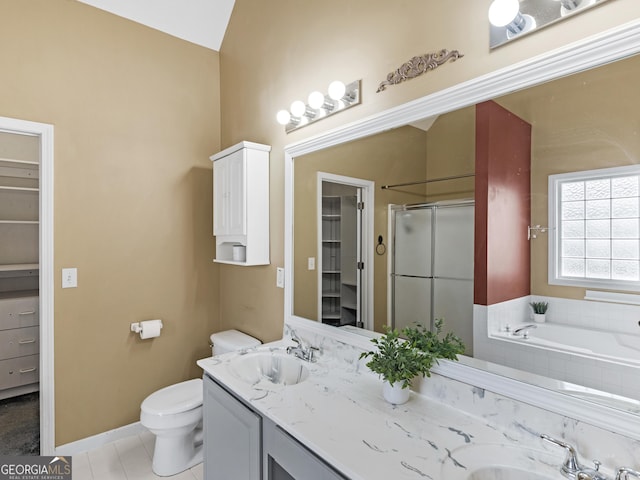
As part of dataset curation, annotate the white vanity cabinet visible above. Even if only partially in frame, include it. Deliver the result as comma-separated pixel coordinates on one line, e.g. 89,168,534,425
203,374,348,480
203,373,261,480
210,141,270,266
263,418,347,480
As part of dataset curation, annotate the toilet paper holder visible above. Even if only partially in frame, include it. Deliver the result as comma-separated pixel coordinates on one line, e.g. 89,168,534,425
131,319,163,339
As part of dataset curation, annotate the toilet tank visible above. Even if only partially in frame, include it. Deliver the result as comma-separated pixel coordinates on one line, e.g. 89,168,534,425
210,329,261,356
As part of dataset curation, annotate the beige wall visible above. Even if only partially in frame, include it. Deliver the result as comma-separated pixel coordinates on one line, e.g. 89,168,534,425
425,107,476,200
219,0,638,342
0,1,221,444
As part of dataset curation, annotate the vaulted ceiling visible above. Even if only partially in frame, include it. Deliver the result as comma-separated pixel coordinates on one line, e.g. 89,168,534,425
77,0,235,51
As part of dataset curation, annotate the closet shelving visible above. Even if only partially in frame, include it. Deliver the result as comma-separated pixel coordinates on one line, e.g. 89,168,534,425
0,151,40,399
320,193,359,327
321,196,342,325
0,156,39,294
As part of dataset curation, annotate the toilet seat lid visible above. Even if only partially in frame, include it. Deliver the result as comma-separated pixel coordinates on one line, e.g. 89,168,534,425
141,378,203,416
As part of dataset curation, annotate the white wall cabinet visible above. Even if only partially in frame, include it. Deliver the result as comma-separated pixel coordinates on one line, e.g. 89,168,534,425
210,141,270,265
203,374,347,480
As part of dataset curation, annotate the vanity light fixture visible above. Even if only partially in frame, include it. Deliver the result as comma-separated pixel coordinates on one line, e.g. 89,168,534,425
488,0,536,38
552,0,598,16
276,80,361,133
489,0,609,49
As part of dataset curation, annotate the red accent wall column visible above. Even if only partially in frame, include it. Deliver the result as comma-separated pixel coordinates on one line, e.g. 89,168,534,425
474,101,531,306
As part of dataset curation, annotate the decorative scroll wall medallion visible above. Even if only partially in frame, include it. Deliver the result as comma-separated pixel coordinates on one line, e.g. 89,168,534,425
376,49,464,93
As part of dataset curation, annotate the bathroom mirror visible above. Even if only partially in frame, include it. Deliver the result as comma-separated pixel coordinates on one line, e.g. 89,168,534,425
285,21,640,435
489,0,611,49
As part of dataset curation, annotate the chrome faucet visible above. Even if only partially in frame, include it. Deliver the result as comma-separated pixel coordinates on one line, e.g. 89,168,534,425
513,324,537,336
286,331,319,362
617,467,640,480
541,434,608,480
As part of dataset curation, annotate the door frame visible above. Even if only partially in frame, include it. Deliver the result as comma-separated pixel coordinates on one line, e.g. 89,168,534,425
316,172,374,331
0,116,54,455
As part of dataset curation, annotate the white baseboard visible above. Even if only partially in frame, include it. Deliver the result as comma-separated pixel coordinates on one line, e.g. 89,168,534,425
55,422,147,456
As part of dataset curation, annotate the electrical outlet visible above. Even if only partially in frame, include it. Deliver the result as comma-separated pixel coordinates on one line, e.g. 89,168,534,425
276,267,285,288
62,268,77,288
308,257,315,270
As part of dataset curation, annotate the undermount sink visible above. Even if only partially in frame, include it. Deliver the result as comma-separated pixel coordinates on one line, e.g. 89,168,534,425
441,443,563,480
468,466,558,480
228,351,310,386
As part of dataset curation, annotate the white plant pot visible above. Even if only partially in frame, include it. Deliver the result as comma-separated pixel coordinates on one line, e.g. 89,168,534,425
382,381,410,405
533,313,546,323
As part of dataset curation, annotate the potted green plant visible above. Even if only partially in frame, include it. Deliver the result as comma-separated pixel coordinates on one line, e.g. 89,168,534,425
530,300,549,323
359,319,465,404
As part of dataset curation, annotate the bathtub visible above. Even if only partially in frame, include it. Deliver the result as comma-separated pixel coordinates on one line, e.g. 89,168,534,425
490,322,640,368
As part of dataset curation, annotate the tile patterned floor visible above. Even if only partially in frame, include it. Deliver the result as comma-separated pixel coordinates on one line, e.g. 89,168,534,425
72,431,203,480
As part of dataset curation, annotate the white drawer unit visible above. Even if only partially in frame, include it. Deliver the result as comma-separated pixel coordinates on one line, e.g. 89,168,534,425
0,326,39,360
0,295,39,331
0,296,39,398
0,354,38,390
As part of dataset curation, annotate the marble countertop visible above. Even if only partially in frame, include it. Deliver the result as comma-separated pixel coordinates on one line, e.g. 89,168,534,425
197,341,562,480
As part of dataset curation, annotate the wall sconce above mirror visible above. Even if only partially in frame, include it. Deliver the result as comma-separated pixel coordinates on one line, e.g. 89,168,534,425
489,0,610,49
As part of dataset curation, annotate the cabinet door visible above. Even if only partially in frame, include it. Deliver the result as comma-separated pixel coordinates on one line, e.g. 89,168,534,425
203,375,261,480
213,156,229,236
264,419,347,480
213,151,246,237
226,150,246,235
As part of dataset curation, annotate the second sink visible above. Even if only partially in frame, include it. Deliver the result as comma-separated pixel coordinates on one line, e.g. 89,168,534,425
468,466,559,480
441,443,563,480
229,351,310,386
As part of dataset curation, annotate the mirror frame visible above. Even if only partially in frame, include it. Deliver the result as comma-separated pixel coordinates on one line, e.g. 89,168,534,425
285,19,640,440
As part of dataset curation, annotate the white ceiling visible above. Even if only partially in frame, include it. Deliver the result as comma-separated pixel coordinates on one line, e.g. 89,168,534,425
77,0,235,51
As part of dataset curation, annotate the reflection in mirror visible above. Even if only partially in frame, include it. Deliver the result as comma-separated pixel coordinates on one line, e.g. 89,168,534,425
292,52,640,416
390,201,475,356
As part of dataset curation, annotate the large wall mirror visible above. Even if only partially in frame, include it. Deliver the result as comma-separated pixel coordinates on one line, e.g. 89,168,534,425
285,21,640,438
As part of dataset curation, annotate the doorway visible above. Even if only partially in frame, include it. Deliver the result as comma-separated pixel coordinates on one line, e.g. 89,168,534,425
0,116,54,455
317,173,374,330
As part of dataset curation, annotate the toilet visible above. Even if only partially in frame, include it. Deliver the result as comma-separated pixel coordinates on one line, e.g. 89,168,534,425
140,329,261,476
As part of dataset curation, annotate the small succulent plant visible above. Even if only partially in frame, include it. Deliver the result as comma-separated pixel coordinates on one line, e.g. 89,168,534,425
530,301,549,314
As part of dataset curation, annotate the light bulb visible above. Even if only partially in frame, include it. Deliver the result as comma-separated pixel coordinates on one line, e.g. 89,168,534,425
276,110,291,125
290,100,306,118
328,81,346,101
308,91,325,110
488,0,520,27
